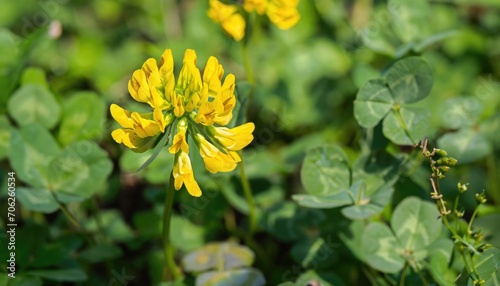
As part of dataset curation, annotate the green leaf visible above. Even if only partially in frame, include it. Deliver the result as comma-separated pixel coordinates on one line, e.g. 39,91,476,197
262,202,325,242
182,242,255,272
391,197,442,252
361,222,405,273
7,84,61,129
79,244,123,263
383,107,430,145
385,57,434,104
360,17,400,57
438,129,492,164
221,180,251,215
426,238,455,286
133,210,161,238
0,115,11,159
170,215,205,253
120,147,174,184
20,67,48,88
470,247,500,286
290,237,336,268
341,186,394,220
84,210,134,242
57,91,106,146
0,29,21,111
301,145,350,196
10,223,48,267
196,268,265,286
426,238,454,264
28,269,87,282
16,187,59,213
474,214,500,248
32,236,83,268
276,283,295,286
479,112,500,148
48,140,113,198
242,148,284,178
440,97,483,129
0,28,48,113
9,124,61,188
388,0,430,43
340,220,367,262
294,270,344,286
428,247,456,286
354,79,394,128
5,275,42,286
292,191,352,209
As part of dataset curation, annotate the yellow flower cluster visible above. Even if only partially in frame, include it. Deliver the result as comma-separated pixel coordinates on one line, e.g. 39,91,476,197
208,0,300,41
111,49,255,197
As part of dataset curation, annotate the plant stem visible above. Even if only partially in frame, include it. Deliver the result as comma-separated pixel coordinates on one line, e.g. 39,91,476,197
239,156,257,234
92,196,105,244
467,206,480,234
241,41,255,120
162,171,181,280
399,262,408,286
241,41,255,86
51,191,95,245
486,155,499,204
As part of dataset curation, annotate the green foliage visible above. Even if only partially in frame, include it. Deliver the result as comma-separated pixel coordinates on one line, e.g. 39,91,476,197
182,242,264,286
354,57,434,145
8,73,60,129
295,145,401,219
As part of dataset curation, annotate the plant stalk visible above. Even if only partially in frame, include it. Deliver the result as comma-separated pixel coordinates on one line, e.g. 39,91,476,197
239,157,257,234
162,171,181,280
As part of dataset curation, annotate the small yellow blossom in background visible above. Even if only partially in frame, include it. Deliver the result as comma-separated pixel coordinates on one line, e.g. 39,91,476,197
208,0,246,41
111,49,255,197
244,0,301,30
208,0,300,41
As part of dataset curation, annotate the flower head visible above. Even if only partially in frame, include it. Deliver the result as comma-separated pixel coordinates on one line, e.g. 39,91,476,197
208,0,246,41
111,49,255,197
208,0,300,41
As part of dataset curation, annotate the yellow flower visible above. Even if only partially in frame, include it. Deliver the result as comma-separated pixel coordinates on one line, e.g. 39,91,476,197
208,0,246,41
266,0,301,30
243,0,267,14
194,133,238,174
173,152,202,197
207,0,300,40
110,104,169,152
110,49,254,197
244,0,300,30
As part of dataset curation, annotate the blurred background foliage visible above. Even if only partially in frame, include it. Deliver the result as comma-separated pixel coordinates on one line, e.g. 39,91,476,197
0,0,499,285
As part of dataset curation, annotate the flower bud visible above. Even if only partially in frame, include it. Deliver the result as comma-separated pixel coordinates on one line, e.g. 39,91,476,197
475,192,487,204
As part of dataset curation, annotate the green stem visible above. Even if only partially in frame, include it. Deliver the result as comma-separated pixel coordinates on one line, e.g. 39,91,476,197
241,41,255,120
414,267,430,286
469,251,481,280
162,171,181,280
453,193,461,232
461,250,479,281
241,40,255,86
399,262,408,286
467,206,480,234
239,156,257,235
92,197,105,244
486,155,499,204
51,191,94,245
